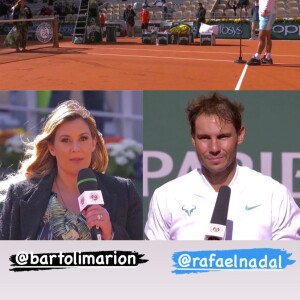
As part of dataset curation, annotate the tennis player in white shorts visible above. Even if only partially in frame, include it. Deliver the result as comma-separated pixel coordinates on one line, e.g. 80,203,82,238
247,0,276,65
259,13,276,31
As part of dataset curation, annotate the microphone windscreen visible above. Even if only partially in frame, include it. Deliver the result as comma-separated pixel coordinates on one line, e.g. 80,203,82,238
210,185,231,226
77,168,98,194
77,168,104,212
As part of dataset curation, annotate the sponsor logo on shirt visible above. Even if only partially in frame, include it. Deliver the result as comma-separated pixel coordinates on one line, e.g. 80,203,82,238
245,204,262,211
182,205,196,216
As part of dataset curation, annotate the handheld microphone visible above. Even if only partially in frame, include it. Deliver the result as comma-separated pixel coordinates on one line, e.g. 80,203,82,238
77,168,104,240
204,186,231,240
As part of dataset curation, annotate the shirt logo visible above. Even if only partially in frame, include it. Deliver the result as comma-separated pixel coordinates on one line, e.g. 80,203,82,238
182,205,196,216
245,204,262,211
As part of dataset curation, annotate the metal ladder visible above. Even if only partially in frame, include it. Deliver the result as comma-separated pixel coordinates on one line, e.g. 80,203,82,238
72,0,89,43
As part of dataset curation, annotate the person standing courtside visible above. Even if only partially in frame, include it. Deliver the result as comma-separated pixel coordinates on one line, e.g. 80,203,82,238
99,9,105,36
140,5,150,34
250,0,259,40
4,0,32,52
247,0,276,65
123,4,136,38
195,3,206,38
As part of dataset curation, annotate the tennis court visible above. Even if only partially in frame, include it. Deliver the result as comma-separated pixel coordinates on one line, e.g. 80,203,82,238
0,36,299,90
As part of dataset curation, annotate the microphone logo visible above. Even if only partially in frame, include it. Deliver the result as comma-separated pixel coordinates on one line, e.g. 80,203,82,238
210,225,224,233
90,192,99,202
78,190,104,212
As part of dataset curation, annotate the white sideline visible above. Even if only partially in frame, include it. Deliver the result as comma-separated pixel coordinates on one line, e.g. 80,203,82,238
235,64,248,90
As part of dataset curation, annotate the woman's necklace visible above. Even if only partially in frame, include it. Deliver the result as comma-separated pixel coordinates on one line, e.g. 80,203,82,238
55,179,80,214
55,179,67,209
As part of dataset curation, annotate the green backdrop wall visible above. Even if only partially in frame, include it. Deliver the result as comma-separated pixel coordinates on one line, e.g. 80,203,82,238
143,91,300,224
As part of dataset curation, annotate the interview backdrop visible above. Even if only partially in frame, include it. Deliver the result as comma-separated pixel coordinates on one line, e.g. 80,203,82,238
143,91,300,223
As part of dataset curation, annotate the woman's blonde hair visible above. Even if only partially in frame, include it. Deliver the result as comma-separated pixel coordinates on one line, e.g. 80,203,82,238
19,100,108,179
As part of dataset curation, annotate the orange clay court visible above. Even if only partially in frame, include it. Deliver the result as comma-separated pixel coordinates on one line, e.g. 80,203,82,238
0,36,299,90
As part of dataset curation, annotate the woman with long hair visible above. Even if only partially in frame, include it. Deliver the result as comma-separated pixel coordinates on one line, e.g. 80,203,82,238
0,100,143,240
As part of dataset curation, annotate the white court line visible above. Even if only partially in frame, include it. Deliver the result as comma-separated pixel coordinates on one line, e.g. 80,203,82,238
87,51,297,90
69,39,300,59
88,52,233,63
235,64,248,90
93,46,244,56
86,46,300,58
